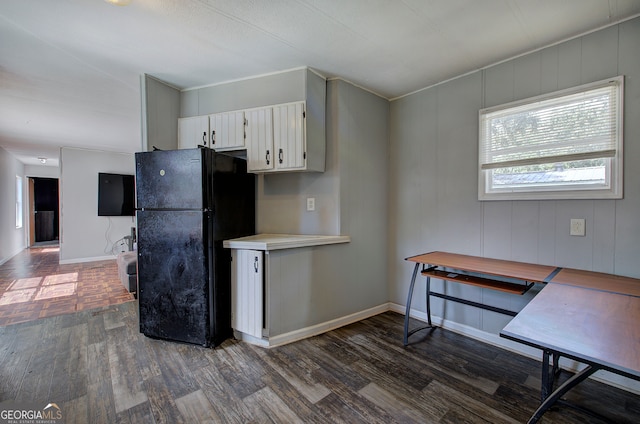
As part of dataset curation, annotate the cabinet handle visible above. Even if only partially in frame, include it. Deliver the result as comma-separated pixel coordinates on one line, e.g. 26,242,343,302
202,131,207,146
266,150,270,165
211,130,215,145
278,148,283,164
254,256,259,273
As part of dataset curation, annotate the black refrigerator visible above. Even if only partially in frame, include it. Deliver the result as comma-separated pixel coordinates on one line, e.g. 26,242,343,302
135,148,255,347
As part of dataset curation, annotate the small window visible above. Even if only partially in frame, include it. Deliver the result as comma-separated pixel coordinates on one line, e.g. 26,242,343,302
479,76,623,200
16,176,23,228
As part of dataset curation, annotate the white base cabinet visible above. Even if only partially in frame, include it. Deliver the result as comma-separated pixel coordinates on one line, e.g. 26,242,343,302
231,249,263,339
226,234,351,346
231,248,308,342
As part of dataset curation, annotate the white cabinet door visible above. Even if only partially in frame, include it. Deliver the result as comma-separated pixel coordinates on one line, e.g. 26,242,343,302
246,107,274,172
273,102,306,170
231,249,263,338
178,116,209,149
209,111,245,150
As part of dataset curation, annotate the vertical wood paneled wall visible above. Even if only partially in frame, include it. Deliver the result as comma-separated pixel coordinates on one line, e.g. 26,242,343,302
389,18,640,333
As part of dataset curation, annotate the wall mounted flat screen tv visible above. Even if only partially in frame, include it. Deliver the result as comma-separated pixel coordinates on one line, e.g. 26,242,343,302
98,173,135,216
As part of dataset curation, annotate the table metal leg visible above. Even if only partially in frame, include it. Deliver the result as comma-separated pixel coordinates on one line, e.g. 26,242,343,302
540,349,553,400
552,352,560,378
425,275,432,327
529,351,599,424
403,263,432,346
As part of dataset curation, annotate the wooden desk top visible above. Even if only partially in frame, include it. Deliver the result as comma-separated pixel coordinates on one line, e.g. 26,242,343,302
501,283,640,379
550,268,640,297
406,251,557,284
407,251,640,379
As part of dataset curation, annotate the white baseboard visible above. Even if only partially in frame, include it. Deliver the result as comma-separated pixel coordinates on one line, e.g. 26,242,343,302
233,330,270,348
237,303,390,348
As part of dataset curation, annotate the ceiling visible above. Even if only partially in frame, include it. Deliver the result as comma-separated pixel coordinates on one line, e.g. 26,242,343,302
2,0,639,167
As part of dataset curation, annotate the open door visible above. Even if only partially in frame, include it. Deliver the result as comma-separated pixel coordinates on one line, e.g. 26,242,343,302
27,177,60,245
28,178,35,246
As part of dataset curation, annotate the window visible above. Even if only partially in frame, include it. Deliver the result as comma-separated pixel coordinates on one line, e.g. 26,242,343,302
15,176,23,228
479,76,623,200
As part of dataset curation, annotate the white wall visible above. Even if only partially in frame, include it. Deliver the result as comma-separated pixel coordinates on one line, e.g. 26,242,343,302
334,80,390,310
59,147,136,263
390,18,640,330
187,68,308,116
24,164,59,179
142,75,180,152
389,16,640,394
260,79,390,337
0,146,26,265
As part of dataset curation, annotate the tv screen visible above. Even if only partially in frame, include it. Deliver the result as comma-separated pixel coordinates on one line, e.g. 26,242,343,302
98,173,135,216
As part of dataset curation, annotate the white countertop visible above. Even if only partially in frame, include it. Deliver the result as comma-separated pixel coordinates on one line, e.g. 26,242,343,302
223,233,351,251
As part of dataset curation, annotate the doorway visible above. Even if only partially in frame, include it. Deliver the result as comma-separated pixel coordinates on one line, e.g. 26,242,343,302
28,177,59,246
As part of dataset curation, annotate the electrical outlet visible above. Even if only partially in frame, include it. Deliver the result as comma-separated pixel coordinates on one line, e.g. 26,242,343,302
306,197,315,211
570,219,586,236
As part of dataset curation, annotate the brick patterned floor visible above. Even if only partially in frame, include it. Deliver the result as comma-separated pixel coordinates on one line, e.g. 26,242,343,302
0,246,134,326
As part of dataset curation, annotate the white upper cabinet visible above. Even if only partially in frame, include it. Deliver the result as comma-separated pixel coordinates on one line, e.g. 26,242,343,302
246,107,274,172
209,111,246,151
273,102,306,170
177,67,326,172
179,100,323,173
247,102,312,173
178,115,209,149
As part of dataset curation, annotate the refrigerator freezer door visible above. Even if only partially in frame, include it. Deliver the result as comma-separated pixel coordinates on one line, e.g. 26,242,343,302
137,210,212,345
135,148,210,210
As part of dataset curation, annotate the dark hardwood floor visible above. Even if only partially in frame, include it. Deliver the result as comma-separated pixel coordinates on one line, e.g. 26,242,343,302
1,298,639,423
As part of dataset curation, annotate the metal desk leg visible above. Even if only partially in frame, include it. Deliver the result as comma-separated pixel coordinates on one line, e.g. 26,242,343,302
425,275,432,327
403,263,420,346
540,350,565,401
529,352,598,424
403,263,432,346
552,352,560,378
540,349,553,400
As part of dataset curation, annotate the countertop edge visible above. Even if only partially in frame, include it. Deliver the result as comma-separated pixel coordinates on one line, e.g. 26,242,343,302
223,234,351,251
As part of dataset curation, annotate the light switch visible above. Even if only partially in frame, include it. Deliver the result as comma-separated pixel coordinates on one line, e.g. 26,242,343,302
570,219,586,236
306,197,315,211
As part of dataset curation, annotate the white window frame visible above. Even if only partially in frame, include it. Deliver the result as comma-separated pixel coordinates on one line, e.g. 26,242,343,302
16,175,23,228
478,76,624,201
